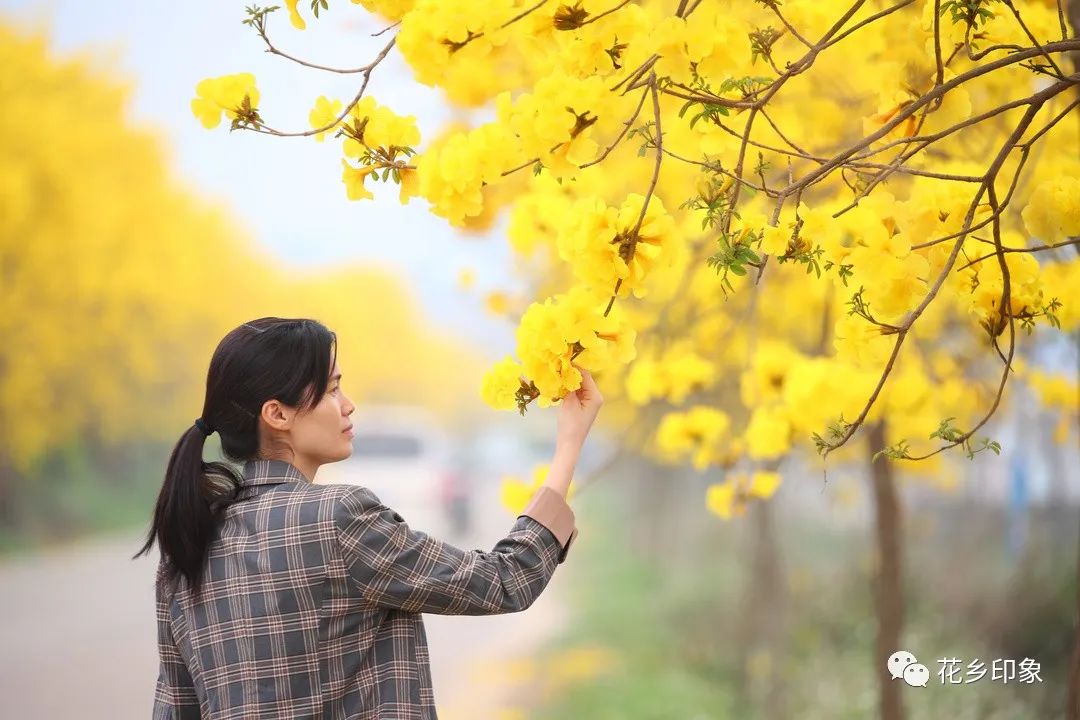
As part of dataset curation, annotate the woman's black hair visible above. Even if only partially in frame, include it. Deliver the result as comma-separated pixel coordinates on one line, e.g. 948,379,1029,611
133,317,337,596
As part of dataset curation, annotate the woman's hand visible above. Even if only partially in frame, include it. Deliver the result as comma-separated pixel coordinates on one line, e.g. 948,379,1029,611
556,364,604,450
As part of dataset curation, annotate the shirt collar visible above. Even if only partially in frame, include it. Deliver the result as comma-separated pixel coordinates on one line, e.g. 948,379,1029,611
241,458,311,487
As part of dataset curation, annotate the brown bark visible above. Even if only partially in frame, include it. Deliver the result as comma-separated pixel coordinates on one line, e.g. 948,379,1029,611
757,500,787,720
0,452,18,528
1068,508,1080,720
868,422,905,720
735,499,786,720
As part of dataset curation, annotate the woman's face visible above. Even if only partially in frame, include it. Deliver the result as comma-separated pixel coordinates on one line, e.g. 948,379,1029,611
288,360,356,468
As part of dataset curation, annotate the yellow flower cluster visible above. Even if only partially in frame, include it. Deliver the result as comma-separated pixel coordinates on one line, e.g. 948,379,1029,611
745,405,793,460
558,194,678,298
495,73,610,178
550,2,650,78
480,355,524,412
1041,259,1080,331
343,96,421,155
626,341,716,405
706,471,782,520
415,122,517,225
655,406,732,471
651,1,753,86
397,0,520,100
506,168,608,258
308,96,342,142
286,0,412,30
334,96,421,204
190,73,259,129
195,0,1080,499
515,287,636,407
948,227,1046,338
1022,176,1080,246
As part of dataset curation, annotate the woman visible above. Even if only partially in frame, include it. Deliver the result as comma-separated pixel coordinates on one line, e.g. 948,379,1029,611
133,317,603,719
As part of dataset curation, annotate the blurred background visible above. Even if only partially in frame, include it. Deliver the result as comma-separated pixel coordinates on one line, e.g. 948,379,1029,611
0,2,1078,719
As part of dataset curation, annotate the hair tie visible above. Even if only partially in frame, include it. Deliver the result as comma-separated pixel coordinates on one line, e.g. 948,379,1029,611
194,417,215,436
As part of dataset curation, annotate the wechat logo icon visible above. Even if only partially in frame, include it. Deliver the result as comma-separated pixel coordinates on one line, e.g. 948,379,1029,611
888,650,929,688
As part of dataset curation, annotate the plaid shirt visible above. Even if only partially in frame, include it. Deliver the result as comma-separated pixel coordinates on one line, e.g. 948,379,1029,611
153,458,577,719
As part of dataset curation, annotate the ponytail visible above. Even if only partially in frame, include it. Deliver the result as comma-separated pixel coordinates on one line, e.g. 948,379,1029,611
133,422,243,596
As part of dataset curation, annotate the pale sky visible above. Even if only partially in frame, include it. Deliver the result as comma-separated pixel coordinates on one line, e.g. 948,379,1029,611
2,0,517,354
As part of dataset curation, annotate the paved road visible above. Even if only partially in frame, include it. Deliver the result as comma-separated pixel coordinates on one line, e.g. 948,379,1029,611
0,486,568,718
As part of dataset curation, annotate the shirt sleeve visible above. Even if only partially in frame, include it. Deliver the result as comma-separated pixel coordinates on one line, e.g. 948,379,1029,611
333,484,578,615
152,565,202,719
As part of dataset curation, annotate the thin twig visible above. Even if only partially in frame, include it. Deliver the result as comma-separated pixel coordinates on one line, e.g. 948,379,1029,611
603,73,665,319
821,89,1065,459
580,86,650,168
957,237,1080,272
245,38,397,138
579,0,634,27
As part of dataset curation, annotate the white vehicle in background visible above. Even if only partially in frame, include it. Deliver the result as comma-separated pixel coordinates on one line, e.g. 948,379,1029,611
315,405,470,539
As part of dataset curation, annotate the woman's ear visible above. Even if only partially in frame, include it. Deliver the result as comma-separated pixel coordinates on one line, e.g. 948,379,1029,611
260,399,293,431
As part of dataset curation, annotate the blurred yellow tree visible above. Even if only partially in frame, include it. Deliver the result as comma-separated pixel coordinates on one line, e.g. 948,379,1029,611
0,24,266,514
0,21,484,529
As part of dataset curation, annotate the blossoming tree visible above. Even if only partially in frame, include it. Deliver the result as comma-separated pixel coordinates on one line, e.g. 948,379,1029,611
193,1,1080,717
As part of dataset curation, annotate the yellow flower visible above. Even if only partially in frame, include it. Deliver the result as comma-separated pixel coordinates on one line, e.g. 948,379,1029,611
481,355,523,411
190,73,260,129
485,290,511,316
341,160,376,201
706,480,738,519
1022,175,1080,245
457,267,475,290
557,194,678,299
761,225,790,256
285,0,306,29
706,471,783,520
546,134,598,178
745,405,791,460
748,470,782,498
655,406,731,470
397,166,420,205
309,96,343,142
500,475,536,515
514,286,629,402
500,463,576,515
